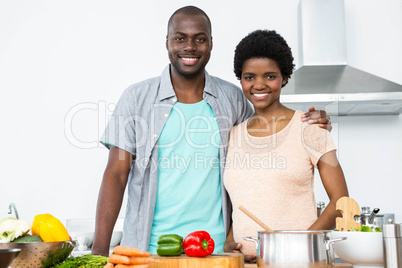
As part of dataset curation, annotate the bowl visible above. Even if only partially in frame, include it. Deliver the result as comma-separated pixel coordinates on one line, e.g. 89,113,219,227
110,231,123,247
66,218,124,250
0,249,21,268
331,231,384,268
0,241,75,268
66,218,95,249
68,231,94,248
69,231,122,250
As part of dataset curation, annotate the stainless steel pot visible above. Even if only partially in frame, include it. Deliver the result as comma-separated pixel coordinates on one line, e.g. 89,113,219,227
244,230,345,268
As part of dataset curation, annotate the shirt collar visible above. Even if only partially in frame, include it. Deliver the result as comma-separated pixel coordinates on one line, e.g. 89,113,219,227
203,70,217,98
159,64,217,101
159,65,176,101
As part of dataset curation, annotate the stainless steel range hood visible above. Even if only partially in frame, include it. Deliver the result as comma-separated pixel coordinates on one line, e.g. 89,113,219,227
281,0,402,116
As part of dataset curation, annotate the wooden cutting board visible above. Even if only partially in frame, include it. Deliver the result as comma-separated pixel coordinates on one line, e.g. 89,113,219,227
149,253,244,268
336,196,361,231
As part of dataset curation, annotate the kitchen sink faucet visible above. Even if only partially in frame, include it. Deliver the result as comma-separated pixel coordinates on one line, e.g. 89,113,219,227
8,202,19,219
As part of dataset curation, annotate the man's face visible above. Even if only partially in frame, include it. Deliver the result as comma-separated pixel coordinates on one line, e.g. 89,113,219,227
166,14,212,78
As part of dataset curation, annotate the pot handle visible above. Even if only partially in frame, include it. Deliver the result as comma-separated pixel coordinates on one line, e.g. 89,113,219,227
325,236,346,251
243,237,259,248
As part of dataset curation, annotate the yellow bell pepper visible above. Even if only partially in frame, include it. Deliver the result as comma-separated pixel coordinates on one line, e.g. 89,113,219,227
31,213,70,242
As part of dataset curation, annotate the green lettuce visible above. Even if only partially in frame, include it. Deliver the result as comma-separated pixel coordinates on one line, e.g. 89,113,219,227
335,224,382,232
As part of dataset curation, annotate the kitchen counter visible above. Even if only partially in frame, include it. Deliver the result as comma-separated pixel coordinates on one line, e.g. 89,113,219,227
146,253,352,268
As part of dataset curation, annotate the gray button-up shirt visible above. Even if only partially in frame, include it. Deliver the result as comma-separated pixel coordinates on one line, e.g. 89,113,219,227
101,65,253,251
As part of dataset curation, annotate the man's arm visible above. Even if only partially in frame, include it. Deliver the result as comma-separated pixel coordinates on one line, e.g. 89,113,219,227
302,106,332,131
91,146,133,256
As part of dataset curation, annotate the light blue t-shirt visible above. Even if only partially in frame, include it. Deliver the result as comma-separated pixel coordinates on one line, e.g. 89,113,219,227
149,100,225,254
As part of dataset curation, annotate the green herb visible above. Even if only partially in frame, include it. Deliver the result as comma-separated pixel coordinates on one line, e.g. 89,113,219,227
351,225,382,232
335,224,382,232
52,254,108,268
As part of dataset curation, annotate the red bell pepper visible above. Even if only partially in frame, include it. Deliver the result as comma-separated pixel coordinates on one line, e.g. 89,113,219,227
183,230,215,257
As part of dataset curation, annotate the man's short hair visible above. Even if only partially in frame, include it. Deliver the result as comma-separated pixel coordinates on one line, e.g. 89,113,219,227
167,6,212,34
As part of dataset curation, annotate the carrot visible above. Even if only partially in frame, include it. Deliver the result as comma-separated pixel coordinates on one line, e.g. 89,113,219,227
126,257,154,265
109,254,154,265
109,254,131,264
113,245,151,257
104,263,115,268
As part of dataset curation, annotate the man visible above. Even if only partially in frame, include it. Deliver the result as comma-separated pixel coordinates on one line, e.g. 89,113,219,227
91,5,330,256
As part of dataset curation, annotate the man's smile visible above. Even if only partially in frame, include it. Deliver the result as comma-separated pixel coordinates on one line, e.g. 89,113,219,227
179,57,200,65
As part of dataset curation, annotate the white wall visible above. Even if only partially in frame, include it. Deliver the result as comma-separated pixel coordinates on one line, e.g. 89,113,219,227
1,0,401,227
314,115,402,220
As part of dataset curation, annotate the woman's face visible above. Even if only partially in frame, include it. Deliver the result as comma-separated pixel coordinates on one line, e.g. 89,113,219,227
240,57,287,112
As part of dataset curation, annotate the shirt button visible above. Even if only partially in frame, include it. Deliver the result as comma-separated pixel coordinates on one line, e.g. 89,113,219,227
144,158,149,162
172,98,177,103
164,113,169,118
153,134,158,138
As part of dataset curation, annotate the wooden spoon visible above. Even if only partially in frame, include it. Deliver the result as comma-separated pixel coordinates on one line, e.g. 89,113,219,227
238,205,273,232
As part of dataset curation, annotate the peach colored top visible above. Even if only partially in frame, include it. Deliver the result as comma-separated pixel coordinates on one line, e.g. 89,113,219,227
223,110,336,255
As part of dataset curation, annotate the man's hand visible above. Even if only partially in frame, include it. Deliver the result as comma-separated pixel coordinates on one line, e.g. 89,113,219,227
224,241,256,263
301,106,332,132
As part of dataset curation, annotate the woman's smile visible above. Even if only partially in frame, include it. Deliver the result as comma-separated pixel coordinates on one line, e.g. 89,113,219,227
251,92,272,100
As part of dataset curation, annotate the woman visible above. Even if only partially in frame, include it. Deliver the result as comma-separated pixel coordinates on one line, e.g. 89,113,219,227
223,30,349,262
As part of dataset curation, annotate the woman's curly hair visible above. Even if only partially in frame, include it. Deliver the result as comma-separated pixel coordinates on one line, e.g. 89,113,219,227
234,30,295,87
